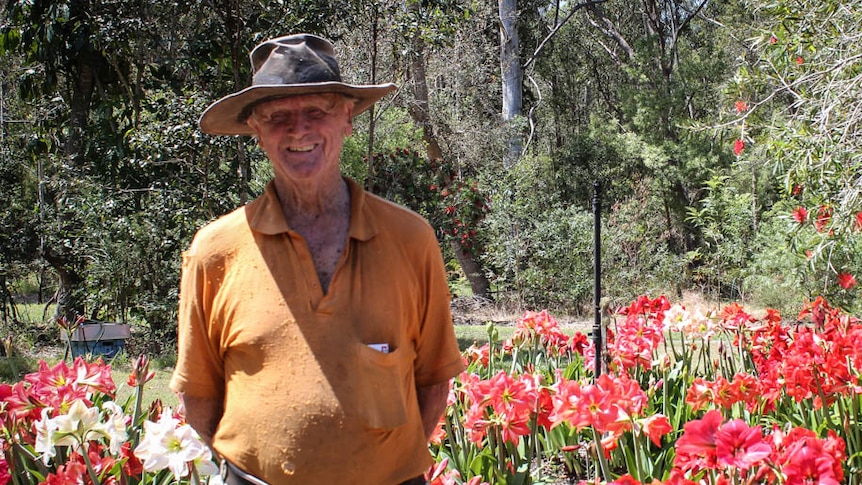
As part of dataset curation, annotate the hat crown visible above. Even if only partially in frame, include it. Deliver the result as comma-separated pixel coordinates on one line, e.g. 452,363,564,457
199,33,397,135
250,34,342,86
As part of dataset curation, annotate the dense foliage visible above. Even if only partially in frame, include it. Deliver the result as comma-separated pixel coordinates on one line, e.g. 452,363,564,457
0,0,859,352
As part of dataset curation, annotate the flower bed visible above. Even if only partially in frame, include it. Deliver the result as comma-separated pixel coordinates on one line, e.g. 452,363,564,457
428,297,859,485
0,355,216,485
0,295,858,484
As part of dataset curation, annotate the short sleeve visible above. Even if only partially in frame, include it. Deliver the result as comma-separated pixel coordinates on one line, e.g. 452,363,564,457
412,234,465,388
169,246,226,399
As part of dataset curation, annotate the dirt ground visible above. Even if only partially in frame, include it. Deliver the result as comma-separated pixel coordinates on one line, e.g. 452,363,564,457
450,295,592,332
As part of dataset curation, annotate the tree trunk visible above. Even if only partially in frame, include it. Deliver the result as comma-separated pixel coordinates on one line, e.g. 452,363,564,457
499,0,523,167
47,53,95,322
406,20,492,299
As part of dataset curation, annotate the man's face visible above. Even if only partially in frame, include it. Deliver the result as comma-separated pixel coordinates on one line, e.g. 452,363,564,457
248,93,354,185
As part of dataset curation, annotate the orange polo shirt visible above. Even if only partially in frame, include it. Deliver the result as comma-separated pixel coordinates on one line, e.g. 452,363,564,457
169,178,464,484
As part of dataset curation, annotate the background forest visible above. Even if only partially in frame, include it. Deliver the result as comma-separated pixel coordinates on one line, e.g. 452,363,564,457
1,0,860,354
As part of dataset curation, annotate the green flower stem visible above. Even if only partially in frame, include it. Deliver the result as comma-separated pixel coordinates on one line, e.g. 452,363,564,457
13,442,47,478
526,414,538,482
132,381,146,446
837,394,861,470
590,426,611,482
80,444,103,485
191,462,202,485
812,367,837,429
632,427,645,481
443,412,464,474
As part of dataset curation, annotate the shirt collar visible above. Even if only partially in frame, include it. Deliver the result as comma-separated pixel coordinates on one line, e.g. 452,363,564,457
247,177,378,241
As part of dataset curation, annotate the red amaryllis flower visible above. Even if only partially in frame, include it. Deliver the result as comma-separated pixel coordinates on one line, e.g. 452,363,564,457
674,409,723,471
639,414,673,447
733,139,745,156
838,272,857,290
714,419,771,470
780,434,843,485
0,458,9,485
609,475,641,485
792,206,808,223
42,461,88,485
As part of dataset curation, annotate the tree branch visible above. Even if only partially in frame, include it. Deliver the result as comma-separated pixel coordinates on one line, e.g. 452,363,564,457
523,0,609,68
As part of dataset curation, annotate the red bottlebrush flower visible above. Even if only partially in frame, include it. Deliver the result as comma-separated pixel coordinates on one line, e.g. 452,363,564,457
838,272,857,290
815,205,832,233
792,206,808,223
733,139,745,156
734,100,749,114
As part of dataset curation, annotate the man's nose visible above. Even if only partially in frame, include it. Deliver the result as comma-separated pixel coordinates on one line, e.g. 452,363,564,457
278,114,310,134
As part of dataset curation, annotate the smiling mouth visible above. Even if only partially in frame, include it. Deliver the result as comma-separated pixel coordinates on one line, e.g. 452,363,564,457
287,144,316,152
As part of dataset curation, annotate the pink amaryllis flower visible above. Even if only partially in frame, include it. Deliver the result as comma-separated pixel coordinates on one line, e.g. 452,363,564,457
714,419,771,470
461,371,539,446
773,428,845,485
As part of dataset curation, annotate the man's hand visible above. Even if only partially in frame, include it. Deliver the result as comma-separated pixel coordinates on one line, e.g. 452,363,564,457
416,381,450,440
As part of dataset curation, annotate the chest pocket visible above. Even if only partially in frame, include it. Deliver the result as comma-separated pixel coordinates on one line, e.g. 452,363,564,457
347,343,414,430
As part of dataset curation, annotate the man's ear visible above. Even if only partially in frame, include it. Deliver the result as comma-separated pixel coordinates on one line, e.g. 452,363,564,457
344,117,354,137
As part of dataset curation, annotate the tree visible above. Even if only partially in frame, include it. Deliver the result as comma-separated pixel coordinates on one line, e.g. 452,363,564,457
729,0,862,302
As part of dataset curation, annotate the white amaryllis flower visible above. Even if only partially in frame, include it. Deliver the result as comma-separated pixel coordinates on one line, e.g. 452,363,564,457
663,304,717,339
35,399,128,464
34,399,112,464
100,401,129,455
134,408,219,479
34,408,62,464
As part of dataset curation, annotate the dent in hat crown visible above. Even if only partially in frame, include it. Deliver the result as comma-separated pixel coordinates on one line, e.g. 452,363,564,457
250,34,342,86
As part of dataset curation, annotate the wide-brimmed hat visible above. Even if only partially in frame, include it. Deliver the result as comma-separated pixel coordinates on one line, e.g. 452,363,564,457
199,33,397,135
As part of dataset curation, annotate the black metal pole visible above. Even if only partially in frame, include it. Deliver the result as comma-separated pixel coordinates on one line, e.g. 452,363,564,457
592,180,602,379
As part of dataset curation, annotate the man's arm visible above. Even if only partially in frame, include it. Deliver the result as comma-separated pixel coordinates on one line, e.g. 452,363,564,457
415,381,450,440
178,393,224,446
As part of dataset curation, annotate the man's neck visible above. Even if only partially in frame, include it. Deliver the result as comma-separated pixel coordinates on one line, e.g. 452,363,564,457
274,176,350,224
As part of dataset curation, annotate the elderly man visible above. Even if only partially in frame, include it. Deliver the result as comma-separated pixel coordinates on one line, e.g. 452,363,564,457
169,34,464,485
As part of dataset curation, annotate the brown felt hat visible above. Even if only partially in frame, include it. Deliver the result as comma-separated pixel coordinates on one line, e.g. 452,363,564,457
199,33,397,136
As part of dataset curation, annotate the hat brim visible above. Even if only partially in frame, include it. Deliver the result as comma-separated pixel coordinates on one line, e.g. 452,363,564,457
199,82,398,135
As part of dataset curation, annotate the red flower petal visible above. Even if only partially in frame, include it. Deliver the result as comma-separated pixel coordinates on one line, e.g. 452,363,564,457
838,273,857,290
